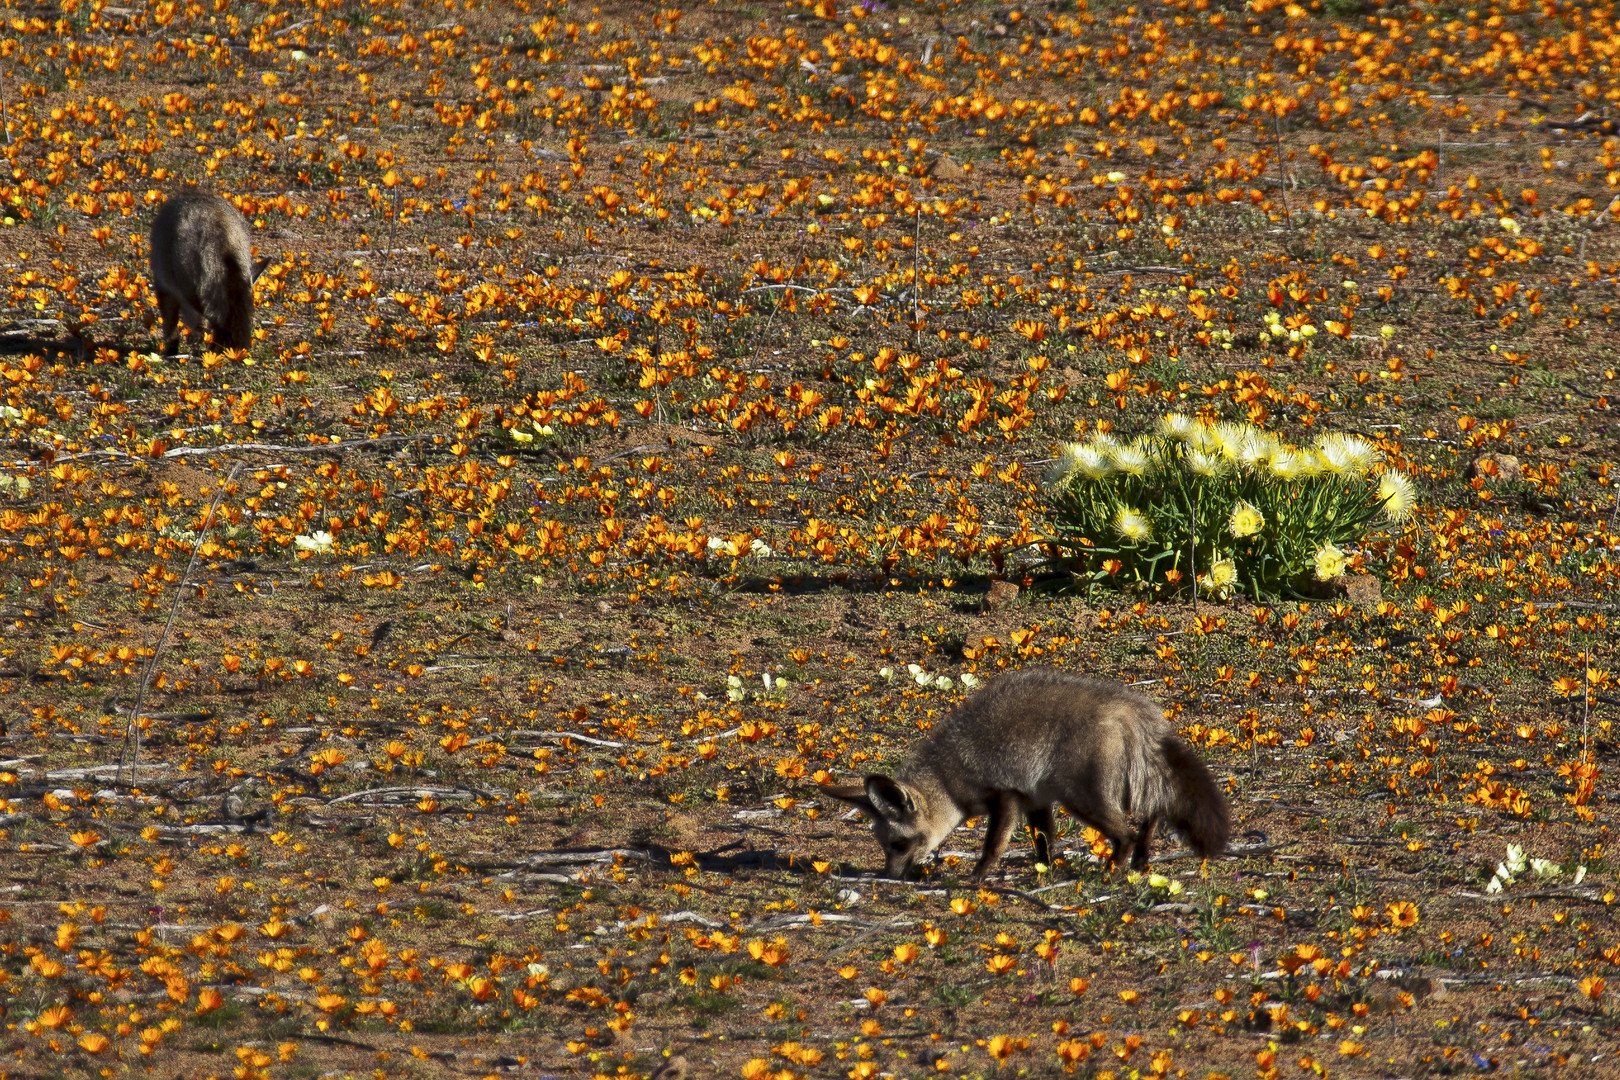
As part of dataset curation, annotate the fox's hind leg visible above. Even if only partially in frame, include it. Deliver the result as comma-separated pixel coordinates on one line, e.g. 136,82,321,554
971,792,1018,881
1127,817,1157,870
1025,805,1056,867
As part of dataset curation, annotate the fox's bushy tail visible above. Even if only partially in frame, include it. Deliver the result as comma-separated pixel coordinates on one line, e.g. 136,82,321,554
1160,736,1230,858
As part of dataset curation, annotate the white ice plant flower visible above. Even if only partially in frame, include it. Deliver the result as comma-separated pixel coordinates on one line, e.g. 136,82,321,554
1107,440,1151,477
1313,542,1347,581
1377,470,1417,524
1113,507,1153,543
1315,433,1379,477
1184,448,1225,477
960,672,981,688
1201,557,1238,600
1157,413,1196,440
1228,500,1265,539
749,538,774,558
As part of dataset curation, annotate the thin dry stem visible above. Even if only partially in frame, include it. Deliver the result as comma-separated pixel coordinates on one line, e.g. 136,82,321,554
118,461,243,789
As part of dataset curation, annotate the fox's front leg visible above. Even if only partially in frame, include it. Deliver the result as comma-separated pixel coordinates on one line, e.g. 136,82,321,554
971,792,1018,881
1026,805,1056,867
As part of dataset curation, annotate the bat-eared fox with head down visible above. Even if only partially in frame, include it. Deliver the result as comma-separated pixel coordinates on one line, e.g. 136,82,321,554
821,668,1230,880
149,191,271,356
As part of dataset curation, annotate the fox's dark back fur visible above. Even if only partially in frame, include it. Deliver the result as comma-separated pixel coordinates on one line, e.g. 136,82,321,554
900,669,1230,857
149,191,261,352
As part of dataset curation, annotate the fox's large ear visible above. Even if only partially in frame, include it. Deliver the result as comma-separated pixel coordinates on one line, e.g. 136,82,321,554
251,257,272,283
863,775,915,822
819,782,877,817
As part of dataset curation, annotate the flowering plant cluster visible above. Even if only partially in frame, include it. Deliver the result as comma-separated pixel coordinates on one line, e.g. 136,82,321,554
1044,416,1415,600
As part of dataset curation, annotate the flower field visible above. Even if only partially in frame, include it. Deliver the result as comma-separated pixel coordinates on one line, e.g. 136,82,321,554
1,0,1619,1076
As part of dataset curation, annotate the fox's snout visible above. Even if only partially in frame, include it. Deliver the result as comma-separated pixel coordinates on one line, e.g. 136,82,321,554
883,850,919,880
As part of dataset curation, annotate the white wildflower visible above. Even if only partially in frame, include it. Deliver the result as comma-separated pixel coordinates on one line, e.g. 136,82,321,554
1157,413,1196,440
1184,448,1225,477
1505,844,1527,874
1107,440,1151,477
1316,433,1380,477
1313,542,1347,581
1377,470,1417,524
1213,421,1249,461
294,530,335,555
1228,500,1265,539
1113,507,1153,543
1206,556,1237,591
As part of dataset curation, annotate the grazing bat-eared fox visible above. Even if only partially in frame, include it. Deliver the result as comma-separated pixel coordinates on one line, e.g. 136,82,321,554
149,191,271,356
821,668,1230,880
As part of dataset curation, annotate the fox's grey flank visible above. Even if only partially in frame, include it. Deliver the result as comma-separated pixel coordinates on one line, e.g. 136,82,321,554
821,669,1230,879
149,191,270,356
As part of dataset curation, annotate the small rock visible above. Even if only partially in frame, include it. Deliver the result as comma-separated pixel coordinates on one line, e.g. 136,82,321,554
1333,573,1382,608
595,600,613,615
985,580,1020,611
1467,452,1521,483
930,155,965,180
837,888,863,907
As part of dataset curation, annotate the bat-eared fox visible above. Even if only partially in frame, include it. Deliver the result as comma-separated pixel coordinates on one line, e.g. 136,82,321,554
822,668,1230,879
149,191,271,356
